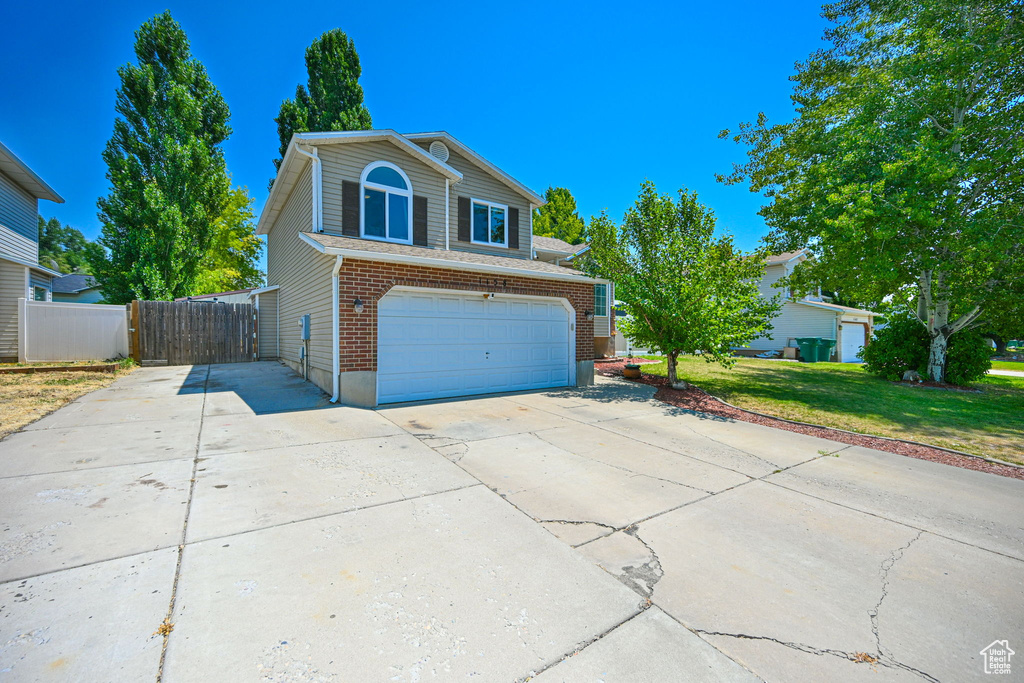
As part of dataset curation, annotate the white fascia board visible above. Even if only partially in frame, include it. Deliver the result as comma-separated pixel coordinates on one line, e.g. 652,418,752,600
298,234,598,284
403,132,546,206
794,300,877,317
257,144,310,235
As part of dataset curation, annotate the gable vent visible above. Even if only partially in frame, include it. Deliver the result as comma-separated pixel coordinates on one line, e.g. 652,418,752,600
429,141,450,162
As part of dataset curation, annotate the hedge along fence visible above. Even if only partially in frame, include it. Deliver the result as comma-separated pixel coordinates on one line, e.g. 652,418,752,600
18,298,130,363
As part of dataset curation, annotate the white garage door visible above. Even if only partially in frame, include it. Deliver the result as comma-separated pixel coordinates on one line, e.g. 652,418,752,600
841,323,866,362
377,290,572,404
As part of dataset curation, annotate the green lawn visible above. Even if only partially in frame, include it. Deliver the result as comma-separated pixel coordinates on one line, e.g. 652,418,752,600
990,360,1024,372
638,356,1024,465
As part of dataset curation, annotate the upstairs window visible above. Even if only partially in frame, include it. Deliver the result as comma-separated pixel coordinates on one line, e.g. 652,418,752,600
593,284,609,316
361,161,412,243
471,199,507,247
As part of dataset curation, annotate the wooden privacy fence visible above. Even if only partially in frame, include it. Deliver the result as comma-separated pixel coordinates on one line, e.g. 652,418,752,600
130,300,256,365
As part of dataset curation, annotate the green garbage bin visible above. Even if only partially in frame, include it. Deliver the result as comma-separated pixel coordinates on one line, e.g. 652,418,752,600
795,337,819,363
818,338,837,362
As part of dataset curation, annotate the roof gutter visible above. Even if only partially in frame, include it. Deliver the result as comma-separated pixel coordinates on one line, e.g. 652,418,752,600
298,234,599,284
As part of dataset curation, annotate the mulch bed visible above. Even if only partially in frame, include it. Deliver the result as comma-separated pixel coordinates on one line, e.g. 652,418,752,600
595,359,1024,481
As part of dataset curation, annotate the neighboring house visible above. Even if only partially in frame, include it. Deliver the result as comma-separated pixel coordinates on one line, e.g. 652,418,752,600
258,130,605,406
530,236,615,357
174,288,255,305
0,140,63,361
51,273,103,304
748,250,877,362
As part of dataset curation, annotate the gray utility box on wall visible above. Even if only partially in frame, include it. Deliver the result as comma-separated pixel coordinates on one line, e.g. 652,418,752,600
299,314,311,341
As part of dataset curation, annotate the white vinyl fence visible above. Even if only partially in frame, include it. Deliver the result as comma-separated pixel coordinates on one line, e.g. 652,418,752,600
18,298,129,362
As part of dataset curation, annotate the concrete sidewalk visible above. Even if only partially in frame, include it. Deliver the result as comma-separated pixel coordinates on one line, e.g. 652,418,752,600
1,361,1022,681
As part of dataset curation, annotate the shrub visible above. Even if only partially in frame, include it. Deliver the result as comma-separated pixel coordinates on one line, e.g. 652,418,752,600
862,312,991,384
945,328,991,385
861,313,929,381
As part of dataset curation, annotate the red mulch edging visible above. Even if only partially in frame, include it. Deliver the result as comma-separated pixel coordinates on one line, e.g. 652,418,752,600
0,364,119,375
595,359,1024,481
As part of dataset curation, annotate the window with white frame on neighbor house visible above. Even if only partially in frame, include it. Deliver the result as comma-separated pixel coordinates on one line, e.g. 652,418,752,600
361,162,412,243
33,287,47,302
471,199,507,246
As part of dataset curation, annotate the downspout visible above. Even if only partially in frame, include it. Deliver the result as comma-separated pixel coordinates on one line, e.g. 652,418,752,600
293,146,322,232
444,179,450,250
330,255,343,403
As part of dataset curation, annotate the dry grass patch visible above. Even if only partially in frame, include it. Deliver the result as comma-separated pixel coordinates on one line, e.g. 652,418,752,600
0,367,134,439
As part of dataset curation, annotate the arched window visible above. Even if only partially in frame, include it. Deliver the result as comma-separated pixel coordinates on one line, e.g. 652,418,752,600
360,161,413,243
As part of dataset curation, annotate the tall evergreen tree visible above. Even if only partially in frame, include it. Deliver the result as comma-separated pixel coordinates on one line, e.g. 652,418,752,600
273,29,372,173
92,11,231,303
532,187,587,245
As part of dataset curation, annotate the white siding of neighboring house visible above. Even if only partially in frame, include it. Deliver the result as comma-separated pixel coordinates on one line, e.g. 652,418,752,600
265,165,335,393
752,301,838,355
0,258,27,360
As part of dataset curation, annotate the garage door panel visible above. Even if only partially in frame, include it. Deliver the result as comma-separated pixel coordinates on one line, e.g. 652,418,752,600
377,291,573,404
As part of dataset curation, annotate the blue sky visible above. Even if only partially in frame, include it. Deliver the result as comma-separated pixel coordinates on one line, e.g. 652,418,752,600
2,0,828,267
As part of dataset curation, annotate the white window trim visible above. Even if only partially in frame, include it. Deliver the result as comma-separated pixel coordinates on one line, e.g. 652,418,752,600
359,161,413,245
469,198,509,248
593,283,609,317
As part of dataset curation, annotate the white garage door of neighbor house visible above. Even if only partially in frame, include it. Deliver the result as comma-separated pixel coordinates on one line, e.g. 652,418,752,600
842,323,866,362
377,290,572,404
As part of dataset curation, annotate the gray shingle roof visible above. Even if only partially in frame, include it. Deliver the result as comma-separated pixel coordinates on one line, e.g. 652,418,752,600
301,232,596,281
51,273,97,293
532,236,587,254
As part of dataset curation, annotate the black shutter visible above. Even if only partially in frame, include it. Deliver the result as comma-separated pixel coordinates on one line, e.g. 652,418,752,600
457,196,471,242
413,195,428,246
342,181,360,237
508,207,520,250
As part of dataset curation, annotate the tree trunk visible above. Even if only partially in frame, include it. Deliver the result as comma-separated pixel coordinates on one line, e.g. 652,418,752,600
927,332,949,384
667,351,689,389
916,269,982,385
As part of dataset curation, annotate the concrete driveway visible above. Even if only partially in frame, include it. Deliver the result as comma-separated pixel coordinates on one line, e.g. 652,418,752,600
1,362,1021,681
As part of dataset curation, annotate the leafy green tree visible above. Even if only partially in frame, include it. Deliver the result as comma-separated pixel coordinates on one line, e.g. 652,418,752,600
91,11,231,303
274,29,372,173
719,0,1024,383
193,186,264,293
583,181,781,388
532,187,586,244
37,217,103,273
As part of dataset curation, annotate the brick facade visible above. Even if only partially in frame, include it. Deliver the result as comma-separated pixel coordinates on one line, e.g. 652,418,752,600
337,259,595,373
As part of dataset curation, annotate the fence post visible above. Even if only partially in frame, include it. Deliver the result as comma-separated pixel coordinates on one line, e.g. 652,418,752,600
17,298,28,363
130,300,142,363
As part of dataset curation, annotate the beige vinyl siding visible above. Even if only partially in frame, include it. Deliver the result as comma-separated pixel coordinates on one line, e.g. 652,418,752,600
442,149,531,260
256,289,279,359
265,166,335,392
750,301,837,351
319,142,446,248
0,258,27,360
593,316,611,337
759,264,788,298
